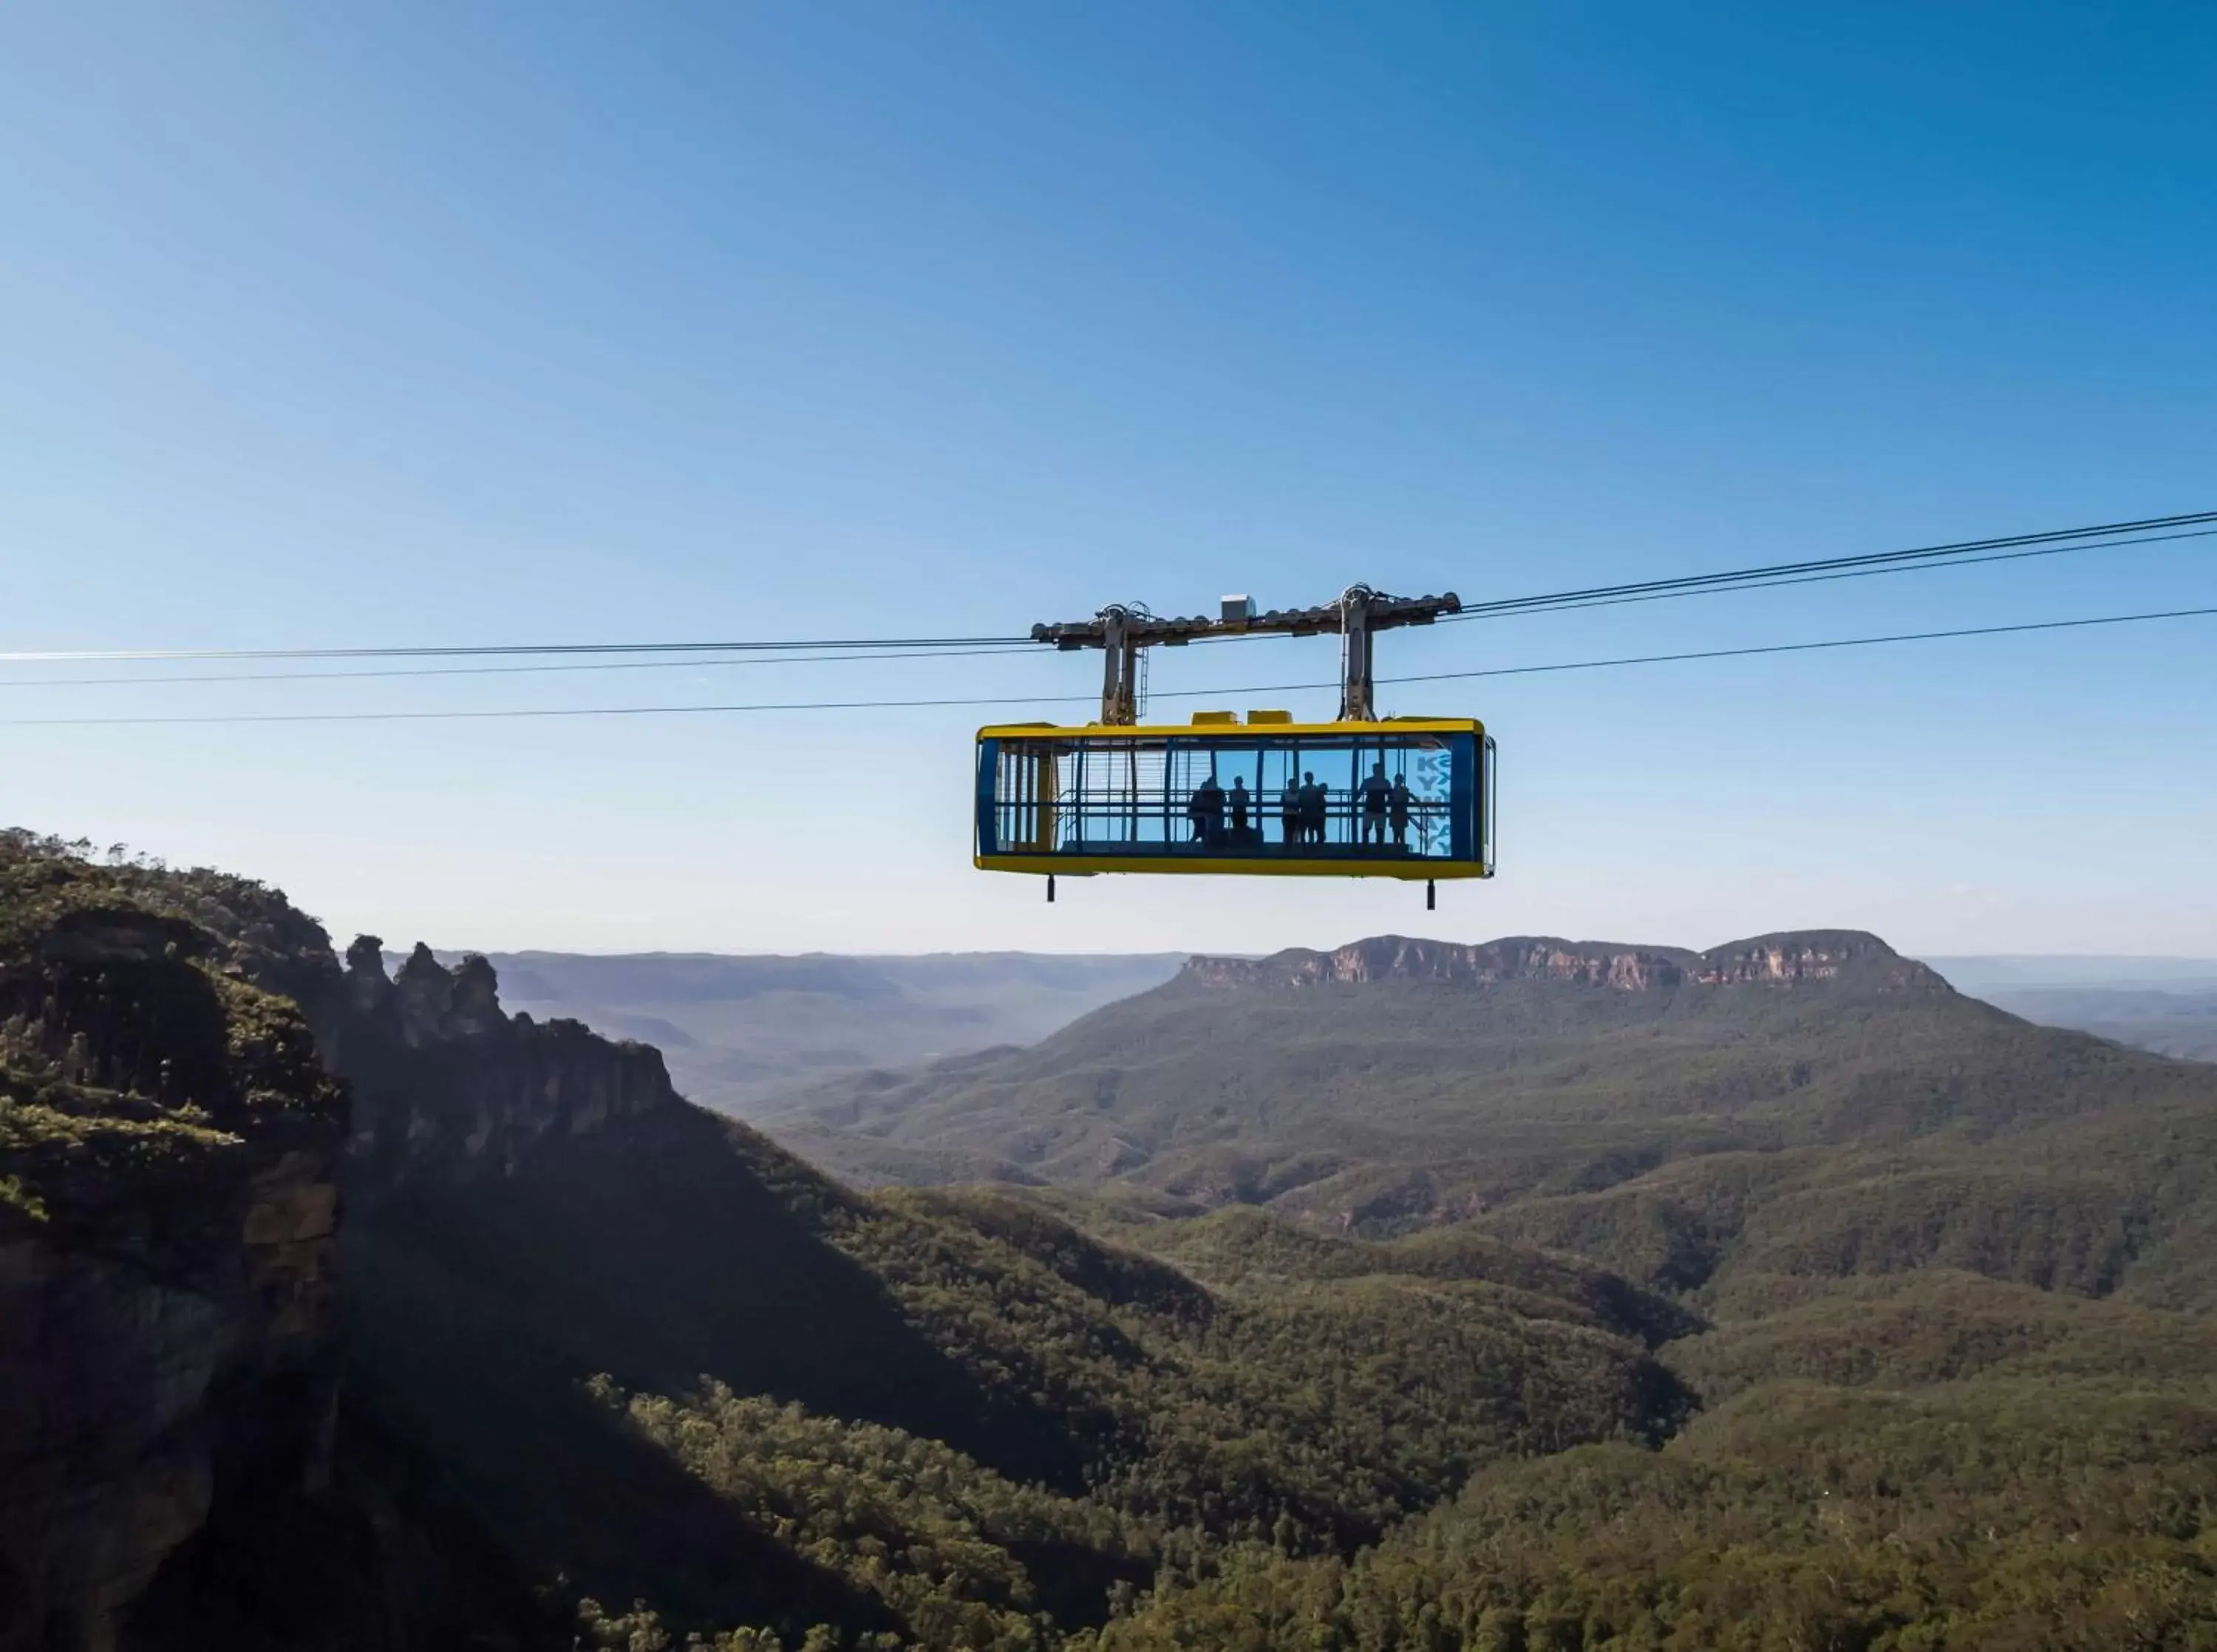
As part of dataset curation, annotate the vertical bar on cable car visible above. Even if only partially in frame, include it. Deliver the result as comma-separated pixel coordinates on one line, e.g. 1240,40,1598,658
1450,732,1475,863
1049,741,1063,850
1171,737,1180,850
1346,740,1356,848
978,740,998,858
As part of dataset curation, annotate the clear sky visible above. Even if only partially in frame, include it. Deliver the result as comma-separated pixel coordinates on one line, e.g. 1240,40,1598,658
3,3,2213,959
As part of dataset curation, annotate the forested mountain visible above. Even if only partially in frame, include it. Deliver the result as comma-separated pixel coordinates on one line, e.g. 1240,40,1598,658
9,833,2217,1648
770,932,2217,1308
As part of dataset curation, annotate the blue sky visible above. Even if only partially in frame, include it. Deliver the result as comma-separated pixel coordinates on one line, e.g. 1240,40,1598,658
3,2,2213,957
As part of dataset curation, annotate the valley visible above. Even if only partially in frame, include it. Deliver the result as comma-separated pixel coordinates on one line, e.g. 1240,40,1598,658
1931,955,2217,1062
448,950,1186,1117
6,833,2216,1649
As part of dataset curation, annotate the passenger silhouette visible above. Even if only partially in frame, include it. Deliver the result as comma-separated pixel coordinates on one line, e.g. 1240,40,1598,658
1190,776,1226,847
1389,774,1412,849
1298,771,1327,845
1280,776,1302,847
1228,776,1252,846
1359,761,1392,845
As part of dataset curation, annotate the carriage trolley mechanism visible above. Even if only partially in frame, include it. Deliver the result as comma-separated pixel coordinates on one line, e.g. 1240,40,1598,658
975,586,1496,907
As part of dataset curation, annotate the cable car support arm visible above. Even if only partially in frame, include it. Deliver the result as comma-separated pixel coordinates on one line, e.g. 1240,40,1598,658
1029,586,1462,724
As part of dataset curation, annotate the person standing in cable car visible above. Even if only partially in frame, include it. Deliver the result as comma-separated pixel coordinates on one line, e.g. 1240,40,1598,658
1390,774,1412,850
1228,776,1252,847
1280,774,1302,847
1298,771,1326,845
1360,762,1393,846
1190,774,1226,847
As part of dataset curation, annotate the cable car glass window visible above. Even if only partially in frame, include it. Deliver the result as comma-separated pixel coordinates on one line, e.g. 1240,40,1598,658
978,728,1481,867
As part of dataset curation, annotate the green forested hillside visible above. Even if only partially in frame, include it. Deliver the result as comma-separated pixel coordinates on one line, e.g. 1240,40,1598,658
769,932,2217,1308
16,836,2217,1650
1084,1270,2217,1651
350,1105,1686,1648
1087,1385,2217,1651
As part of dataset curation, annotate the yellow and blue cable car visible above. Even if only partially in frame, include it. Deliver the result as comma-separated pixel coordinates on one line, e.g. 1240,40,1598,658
975,588,1493,901
975,709,1495,881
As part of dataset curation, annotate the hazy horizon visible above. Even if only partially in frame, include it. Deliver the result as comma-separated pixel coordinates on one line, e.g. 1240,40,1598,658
395,938,2217,972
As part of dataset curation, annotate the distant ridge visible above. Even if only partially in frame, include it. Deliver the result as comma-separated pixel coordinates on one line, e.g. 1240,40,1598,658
769,925,2217,1307
1185,929,1944,993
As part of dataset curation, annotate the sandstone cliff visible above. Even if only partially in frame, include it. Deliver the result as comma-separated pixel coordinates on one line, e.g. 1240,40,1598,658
0,836,681,1649
0,843,346,1652
335,938,682,1191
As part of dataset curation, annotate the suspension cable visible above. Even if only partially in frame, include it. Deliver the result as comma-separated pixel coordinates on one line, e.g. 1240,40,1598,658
7,603,2211,726
0,510,2205,668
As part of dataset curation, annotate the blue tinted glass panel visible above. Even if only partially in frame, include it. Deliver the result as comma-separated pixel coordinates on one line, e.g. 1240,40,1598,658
984,731,1479,864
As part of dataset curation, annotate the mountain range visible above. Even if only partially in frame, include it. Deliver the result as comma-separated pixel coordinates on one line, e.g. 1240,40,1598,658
386,949,2214,1130
769,930,2217,1308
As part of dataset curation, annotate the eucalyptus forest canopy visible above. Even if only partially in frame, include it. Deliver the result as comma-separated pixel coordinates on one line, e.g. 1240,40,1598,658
4,831,2216,1650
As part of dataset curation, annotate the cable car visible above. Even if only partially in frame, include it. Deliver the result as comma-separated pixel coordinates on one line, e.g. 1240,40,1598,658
974,587,1496,901
975,710,1495,880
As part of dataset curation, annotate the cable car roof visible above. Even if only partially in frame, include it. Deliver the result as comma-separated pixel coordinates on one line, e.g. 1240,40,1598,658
978,713,1486,740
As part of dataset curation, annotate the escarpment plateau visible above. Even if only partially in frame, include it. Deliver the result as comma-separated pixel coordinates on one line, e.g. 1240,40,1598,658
1183,929,1945,993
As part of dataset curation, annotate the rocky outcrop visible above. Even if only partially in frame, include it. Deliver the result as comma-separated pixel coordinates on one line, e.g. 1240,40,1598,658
0,836,701,1648
1186,935,1697,991
338,940,683,1189
1689,930,1944,989
1185,930,1946,994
